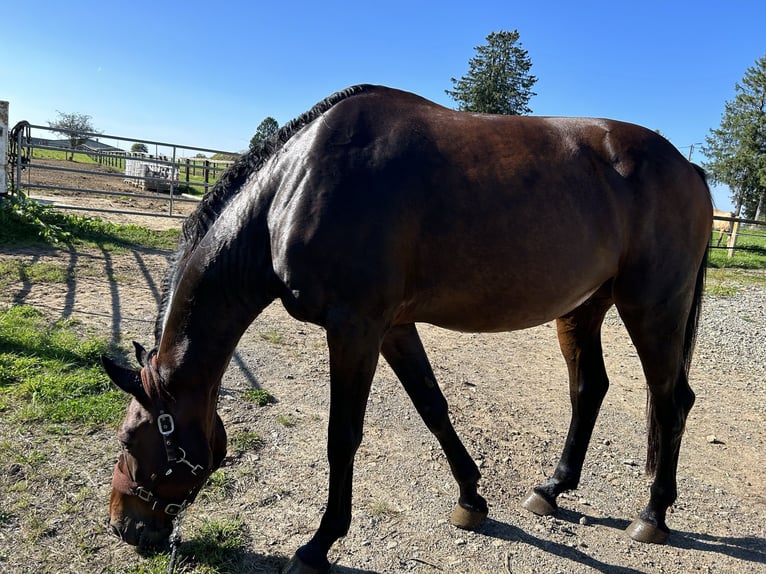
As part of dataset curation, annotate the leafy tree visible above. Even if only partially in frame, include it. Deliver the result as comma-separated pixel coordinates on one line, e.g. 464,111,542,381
131,143,148,153
446,30,537,115
703,55,766,219
47,111,100,161
250,117,279,149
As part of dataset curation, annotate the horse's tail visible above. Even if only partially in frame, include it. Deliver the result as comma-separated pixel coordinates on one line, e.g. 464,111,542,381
645,165,709,476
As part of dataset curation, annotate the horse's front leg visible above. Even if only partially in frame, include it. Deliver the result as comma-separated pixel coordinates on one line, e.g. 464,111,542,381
381,323,487,529
284,312,381,574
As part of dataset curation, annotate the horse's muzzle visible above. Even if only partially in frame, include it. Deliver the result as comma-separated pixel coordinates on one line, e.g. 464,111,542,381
109,516,171,549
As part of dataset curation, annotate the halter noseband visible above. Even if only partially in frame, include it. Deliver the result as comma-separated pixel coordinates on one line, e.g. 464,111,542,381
112,351,210,516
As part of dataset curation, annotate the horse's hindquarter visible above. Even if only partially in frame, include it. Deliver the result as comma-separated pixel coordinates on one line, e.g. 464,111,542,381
270,89,710,332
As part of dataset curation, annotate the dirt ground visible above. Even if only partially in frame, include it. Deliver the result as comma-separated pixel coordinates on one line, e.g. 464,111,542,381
0,179,764,572
18,158,198,228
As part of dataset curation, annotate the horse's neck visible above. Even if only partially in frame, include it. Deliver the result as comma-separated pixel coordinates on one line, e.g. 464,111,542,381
157,204,277,396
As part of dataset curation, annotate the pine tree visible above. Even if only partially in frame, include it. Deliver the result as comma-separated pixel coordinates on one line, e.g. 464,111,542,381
250,117,279,149
703,55,766,219
446,30,537,115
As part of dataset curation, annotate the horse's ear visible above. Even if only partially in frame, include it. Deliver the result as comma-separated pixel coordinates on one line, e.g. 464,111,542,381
101,355,150,407
133,341,149,367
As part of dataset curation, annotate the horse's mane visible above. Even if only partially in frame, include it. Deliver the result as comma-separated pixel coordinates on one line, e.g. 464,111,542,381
154,84,374,343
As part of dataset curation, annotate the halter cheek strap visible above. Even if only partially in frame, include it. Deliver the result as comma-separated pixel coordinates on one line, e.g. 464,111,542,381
112,353,210,516
112,448,208,516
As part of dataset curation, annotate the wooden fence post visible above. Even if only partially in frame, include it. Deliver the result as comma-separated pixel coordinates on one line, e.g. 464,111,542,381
0,101,8,193
726,219,740,259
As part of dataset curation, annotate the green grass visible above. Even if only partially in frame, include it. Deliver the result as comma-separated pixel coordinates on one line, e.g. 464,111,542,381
0,305,126,426
180,516,251,573
276,414,296,428
229,430,264,453
705,266,766,297
199,469,238,502
0,260,71,287
709,227,766,269
32,147,104,165
31,147,230,197
242,388,275,406
258,329,283,345
0,193,179,249
128,517,251,574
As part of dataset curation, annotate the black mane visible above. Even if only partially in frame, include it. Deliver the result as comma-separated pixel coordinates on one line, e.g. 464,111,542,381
154,84,374,343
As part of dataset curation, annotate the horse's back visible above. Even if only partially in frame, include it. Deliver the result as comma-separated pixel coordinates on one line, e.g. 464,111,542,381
269,86,712,330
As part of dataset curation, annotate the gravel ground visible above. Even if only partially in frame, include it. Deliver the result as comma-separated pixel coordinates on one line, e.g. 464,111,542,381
696,284,766,381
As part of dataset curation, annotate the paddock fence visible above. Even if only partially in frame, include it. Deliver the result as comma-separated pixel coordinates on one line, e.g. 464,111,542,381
711,212,766,259
6,120,239,223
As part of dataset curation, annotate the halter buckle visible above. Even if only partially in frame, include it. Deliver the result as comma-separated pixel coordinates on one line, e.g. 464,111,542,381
157,413,175,435
135,486,154,503
164,502,185,516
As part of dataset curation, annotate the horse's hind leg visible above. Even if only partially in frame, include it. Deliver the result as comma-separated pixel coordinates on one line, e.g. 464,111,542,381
522,295,613,516
381,323,488,529
614,257,704,544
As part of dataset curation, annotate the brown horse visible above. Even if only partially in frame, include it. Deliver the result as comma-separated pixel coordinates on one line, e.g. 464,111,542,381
102,85,712,573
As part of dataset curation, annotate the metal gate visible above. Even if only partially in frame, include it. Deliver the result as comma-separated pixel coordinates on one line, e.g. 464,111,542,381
6,119,238,223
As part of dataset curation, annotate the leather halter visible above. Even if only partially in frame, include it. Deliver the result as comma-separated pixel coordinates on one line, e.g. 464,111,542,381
111,351,210,516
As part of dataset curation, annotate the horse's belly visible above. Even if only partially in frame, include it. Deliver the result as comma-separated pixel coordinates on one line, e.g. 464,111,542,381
402,279,607,333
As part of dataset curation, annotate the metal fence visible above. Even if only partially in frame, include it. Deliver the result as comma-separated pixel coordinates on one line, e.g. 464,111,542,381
7,121,239,221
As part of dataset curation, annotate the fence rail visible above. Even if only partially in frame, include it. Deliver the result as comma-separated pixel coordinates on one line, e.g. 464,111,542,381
8,121,239,222
710,213,766,258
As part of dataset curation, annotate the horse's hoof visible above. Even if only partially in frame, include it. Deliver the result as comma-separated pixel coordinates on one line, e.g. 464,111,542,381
521,490,557,516
282,554,329,574
450,502,488,530
625,518,669,544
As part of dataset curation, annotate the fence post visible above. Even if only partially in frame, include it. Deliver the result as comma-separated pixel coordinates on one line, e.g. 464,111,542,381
0,101,8,193
726,220,740,259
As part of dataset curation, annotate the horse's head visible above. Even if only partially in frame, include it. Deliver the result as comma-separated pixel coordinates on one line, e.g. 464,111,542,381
102,342,227,548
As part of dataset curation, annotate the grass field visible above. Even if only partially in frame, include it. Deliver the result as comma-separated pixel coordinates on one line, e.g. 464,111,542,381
708,227,766,269
30,147,231,197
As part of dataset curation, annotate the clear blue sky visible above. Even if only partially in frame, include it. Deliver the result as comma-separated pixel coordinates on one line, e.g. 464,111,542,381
2,0,764,211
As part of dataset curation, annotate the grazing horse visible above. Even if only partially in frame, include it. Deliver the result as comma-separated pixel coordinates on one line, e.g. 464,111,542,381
712,208,734,246
102,85,712,573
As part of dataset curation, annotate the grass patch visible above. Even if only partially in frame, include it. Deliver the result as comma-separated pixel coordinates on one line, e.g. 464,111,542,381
276,414,297,428
119,517,251,573
180,516,250,572
0,305,126,426
0,193,179,250
242,388,275,406
705,267,766,296
229,430,263,453
0,260,71,287
199,470,237,503
709,227,766,269
369,500,400,517
258,329,283,345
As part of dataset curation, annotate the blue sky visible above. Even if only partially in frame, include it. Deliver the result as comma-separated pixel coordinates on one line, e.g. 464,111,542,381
2,1,764,211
